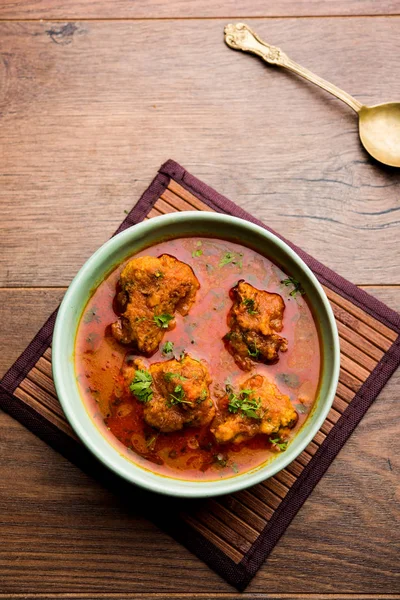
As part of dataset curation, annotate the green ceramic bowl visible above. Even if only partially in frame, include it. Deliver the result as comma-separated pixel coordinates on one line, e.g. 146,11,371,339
53,212,340,498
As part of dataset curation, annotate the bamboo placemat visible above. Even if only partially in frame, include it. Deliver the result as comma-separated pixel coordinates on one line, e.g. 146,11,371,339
1,159,399,590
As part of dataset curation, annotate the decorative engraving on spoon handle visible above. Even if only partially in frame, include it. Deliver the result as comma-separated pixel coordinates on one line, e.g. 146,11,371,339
224,22,289,66
224,23,363,113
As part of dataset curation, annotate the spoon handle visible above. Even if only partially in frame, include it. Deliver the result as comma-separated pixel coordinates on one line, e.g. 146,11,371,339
224,23,363,113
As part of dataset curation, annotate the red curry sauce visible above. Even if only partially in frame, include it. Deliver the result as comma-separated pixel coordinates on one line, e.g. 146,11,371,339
75,237,321,481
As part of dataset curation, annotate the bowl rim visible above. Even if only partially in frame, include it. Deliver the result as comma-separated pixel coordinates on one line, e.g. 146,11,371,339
53,211,340,498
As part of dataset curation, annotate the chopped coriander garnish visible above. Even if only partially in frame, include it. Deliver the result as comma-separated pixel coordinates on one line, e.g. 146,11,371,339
168,384,191,407
130,370,153,403
153,313,174,328
281,276,305,298
162,341,174,355
192,249,203,257
154,270,163,278
247,344,260,359
218,251,243,268
228,389,261,420
269,437,288,451
219,252,235,267
243,298,258,315
196,388,208,403
146,435,158,448
164,372,188,382
241,388,254,396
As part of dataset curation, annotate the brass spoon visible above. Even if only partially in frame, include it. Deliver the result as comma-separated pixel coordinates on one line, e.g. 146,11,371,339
224,23,400,168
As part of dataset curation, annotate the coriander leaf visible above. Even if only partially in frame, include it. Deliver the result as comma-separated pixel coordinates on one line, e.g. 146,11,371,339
146,435,158,448
281,276,305,298
130,370,153,403
196,388,208,404
240,388,253,396
192,249,203,257
153,313,174,328
247,344,260,359
243,298,258,315
228,390,261,420
154,270,163,278
219,251,242,268
168,383,192,407
164,372,188,382
227,392,240,413
219,252,236,267
162,341,174,355
269,437,288,451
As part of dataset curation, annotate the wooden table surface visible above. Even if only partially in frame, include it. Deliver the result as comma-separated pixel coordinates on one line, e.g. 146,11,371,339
1,2,399,599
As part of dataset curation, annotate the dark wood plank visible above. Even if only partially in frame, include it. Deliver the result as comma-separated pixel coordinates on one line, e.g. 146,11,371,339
0,596,398,600
0,0,398,19
1,595,399,600
1,19,400,287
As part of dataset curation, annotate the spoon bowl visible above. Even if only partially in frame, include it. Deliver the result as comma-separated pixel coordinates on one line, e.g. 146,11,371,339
358,103,400,167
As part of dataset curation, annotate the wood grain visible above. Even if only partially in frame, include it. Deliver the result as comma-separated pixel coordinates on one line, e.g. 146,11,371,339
1,18,400,287
0,367,398,595
1,5,399,597
0,592,399,600
0,0,399,19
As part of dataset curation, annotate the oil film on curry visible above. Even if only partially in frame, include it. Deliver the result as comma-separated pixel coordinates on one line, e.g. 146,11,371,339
75,236,321,481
